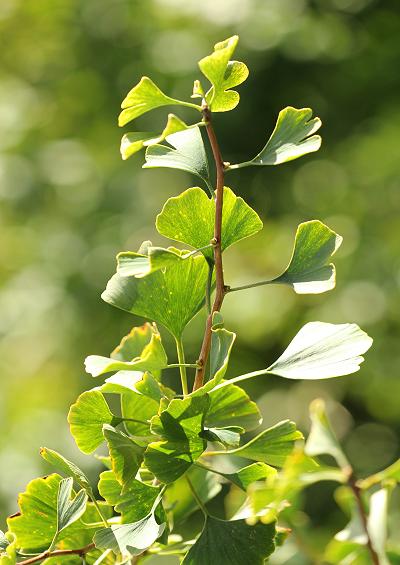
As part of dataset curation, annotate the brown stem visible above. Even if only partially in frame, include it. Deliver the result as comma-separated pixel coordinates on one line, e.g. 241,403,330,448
193,106,227,391
348,474,380,565
17,543,95,565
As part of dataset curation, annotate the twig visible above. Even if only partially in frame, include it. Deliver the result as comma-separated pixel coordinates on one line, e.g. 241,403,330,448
193,105,227,391
17,543,95,565
348,474,380,565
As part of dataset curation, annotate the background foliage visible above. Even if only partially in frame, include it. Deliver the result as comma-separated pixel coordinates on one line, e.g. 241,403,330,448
1,0,399,559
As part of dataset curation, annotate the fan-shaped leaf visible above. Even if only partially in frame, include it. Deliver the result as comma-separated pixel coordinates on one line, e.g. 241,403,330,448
203,383,261,432
119,76,200,127
102,247,209,339
230,106,321,169
144,126,211,191
55,478,88,537
102,425,145,485
40,447,92,492
198,35,249,112
156,187,262,260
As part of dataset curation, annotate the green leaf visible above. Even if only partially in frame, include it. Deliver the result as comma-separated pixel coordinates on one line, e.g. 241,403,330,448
156,187,262,260
164,466,222,523
202,426,242,448
55,478,88,537
103,424,145,485
40,447,92,492
198,35,249,112
0,532,9,552
224,462,277,490
98,470,160,524
85,324,168,377
266,322,373,380
144,126,211,191
209,313,236,384
94,504,166,558
7,474,112,554
120,114,192,160
305,398,350,470
367,487,391,565
117,246,182,278
218,420,303,467
118,76,200,127
68,390,116,454
102,247,209,339
182,516,276,564
203,383,261,432
271,220,343,294
229,106,321,169
144,395,210,483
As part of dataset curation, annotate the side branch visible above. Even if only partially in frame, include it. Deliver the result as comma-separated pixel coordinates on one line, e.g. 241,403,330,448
193,106,226,391
17,543,95,565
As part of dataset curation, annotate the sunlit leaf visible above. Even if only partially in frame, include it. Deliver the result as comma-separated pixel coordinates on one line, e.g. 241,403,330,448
102,247,209,339
85,324,167,377
164,466,222,523
94,503,166,558
270,220,342,294
156,186,262,260
0,531,9,552
144,126,211,191
218,420,302,467
68,390,117,454
267,322,373,380
367,487,391,565
145,395,210,483
116,246,182,278
40,447,92,492
182,516,276,564
203,462,276,491
202,426,242,448
121,114,192,160
305,398,350,470
203,383,261,431
119,76,200,127
198,35,249,112
98,470,160,524
229,106,321,169
358,458,400,490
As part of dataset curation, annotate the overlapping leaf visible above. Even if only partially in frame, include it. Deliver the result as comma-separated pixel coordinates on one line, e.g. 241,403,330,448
68,390,117,454
215,420,303,467
182,516,276,564
102,247,209,339
270,220,342,294
103,425,145,485
54,478,88,541
40,447,92,492
144,395,210,483
144,126,211,190
209,312,236,384
229,106,321,169
203,383,261,431
121,114,191,160
198,35,249,112
156,187,262,260
85,323,168,377
118,76,200,127
117,246,182,278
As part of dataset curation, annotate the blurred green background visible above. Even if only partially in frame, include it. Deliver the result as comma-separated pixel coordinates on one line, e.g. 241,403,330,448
1,0,399,559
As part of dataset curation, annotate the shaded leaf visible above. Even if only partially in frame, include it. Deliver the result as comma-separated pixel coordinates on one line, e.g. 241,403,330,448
40,447,92,492
144,126,211,190
209,312,236,384
120,114,190,160
219,420,303,467
198,35,249,112
94,504,166,558
358,458,400,490
305,398,350,470
156,187,262,260
55,478,87,536
103,425,145,485
119,76,200,127
182,516,276,564
145,395,210,483
271,220,342,294
85,324,167,377
267,322,373,380
68,390,116,454
102,247,209,339
98,470,160,524
230,106,321,169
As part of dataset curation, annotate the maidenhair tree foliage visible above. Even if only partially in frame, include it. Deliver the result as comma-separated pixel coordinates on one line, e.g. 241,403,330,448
1,35,398,565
